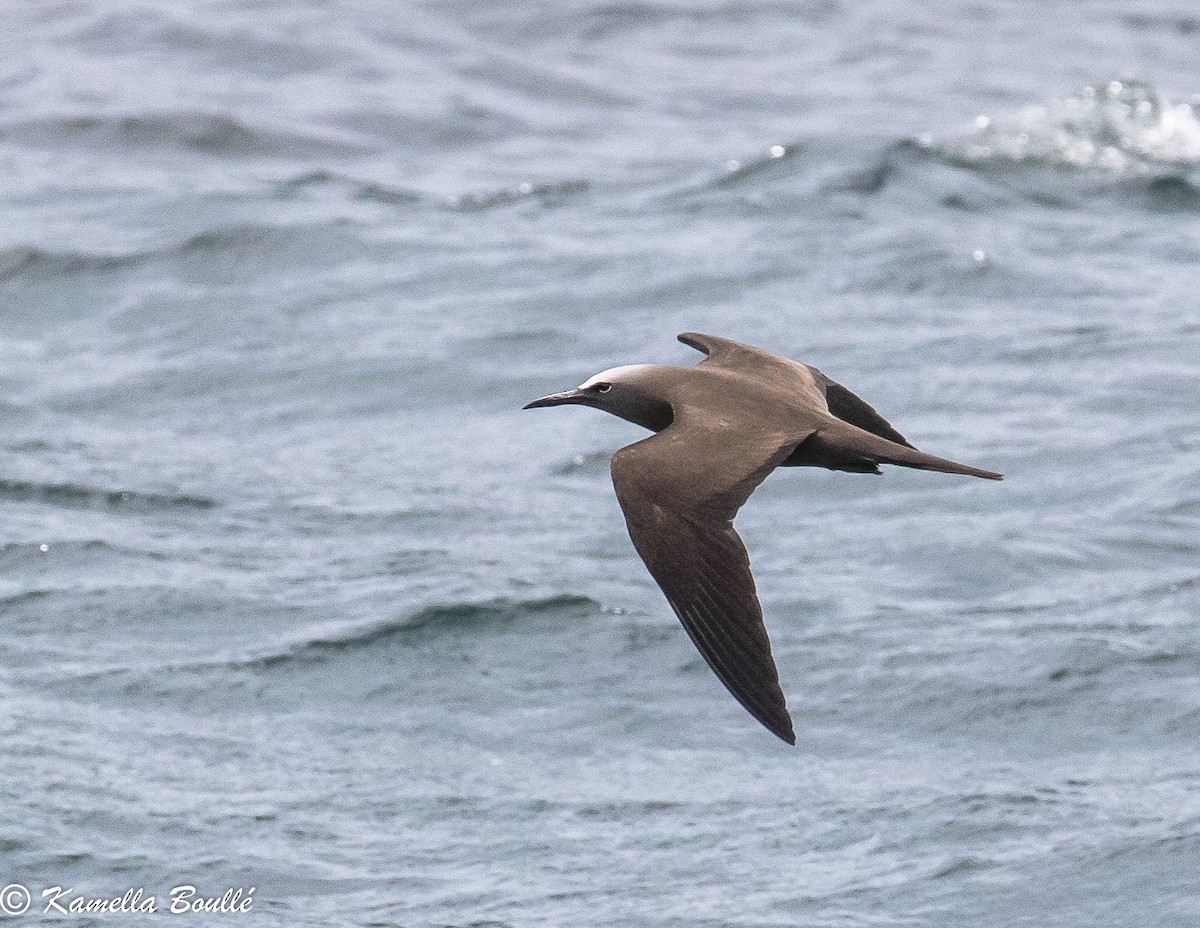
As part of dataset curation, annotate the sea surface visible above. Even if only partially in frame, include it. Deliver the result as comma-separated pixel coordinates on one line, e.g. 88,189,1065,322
2,1,1199,925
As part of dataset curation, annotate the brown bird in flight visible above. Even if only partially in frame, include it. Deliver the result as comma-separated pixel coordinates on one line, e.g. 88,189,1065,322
525,333,1002,744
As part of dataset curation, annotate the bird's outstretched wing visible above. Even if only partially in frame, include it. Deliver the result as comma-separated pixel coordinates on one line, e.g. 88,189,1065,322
610,415,812,744
678,331,912,446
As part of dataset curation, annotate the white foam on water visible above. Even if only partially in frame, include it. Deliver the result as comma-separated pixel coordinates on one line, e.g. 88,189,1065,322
926,78,1200,173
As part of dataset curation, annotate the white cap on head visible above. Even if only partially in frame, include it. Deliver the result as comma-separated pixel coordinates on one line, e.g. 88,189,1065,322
578,364,653,390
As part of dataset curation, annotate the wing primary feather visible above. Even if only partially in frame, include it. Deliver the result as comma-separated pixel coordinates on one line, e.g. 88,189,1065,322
680,532,779,679
678,582,793,740
678,600,755,696
677,602,790,740
690,575,771,671
681,596,766,705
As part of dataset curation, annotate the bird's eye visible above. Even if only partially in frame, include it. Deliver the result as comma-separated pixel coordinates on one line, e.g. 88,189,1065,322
595,383,612,393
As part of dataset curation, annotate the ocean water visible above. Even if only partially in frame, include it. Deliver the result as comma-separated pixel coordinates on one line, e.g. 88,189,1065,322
2,1,1199,925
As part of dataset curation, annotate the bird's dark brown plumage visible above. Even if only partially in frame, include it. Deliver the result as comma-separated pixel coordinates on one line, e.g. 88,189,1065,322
524,332,1002,744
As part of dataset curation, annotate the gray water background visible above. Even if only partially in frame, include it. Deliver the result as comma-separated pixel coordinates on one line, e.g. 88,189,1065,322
2,1,1199,925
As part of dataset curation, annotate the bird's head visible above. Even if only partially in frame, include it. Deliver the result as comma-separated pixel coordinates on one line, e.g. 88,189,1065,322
523,364,674,432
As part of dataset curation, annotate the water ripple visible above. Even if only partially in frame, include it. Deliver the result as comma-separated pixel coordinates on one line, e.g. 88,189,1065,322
0,478,215,512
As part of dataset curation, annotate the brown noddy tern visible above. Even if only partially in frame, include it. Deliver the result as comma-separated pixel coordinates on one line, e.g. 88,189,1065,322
524,333,1002,745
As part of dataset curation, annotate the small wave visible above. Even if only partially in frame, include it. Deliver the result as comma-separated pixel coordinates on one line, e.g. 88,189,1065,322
353,181,423,206
0,588,52,608
0,538,143,574
272,170,423,206
1138,174,1200,210
969,572,1200,621
1121,13,1200,35
922,78,1200,177
552,451,611,476
708,142,802,189
0,478,215,512
824,142,911,196
1044,639,1196,684
39,596,600,693
448,180,589,212
247,595,599,669
667,142,804,202
930,855,997,879
176,223,306,256
0,111,362,158
0,222,360,284
273,169,342,194
0,245,143,283
166,221,366,278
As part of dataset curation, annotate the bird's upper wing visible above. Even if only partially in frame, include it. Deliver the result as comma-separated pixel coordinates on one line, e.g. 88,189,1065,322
610,411,813,744
678,332,913,447
678,332,828,407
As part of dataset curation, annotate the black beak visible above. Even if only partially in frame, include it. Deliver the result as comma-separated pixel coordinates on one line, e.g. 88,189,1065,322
523,388,588,410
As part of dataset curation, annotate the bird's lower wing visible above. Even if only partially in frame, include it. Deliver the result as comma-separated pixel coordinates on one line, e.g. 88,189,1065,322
610,422,811,744
618,499,796,744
